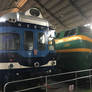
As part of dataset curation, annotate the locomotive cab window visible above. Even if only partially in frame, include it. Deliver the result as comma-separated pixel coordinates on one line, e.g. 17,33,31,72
56,33,60,38
0,33,20,50
79,27,91,33
38,32,46,50
24,31,33,50
64,29,77,37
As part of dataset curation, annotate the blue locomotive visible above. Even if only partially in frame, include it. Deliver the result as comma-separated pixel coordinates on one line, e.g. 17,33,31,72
0,8,56,85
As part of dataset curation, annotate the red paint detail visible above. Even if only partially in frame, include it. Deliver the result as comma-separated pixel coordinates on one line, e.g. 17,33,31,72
10,59,13,62
34,49,37,55
47,85,51,88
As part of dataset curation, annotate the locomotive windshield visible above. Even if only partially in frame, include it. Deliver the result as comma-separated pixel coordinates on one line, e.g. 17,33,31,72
38,32,46,50
64,29,77,37
80,26,91,33
24,31,33,50
48,30,55,50
0,33,20,50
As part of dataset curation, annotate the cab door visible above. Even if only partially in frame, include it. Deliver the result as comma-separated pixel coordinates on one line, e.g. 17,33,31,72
24,30,34,57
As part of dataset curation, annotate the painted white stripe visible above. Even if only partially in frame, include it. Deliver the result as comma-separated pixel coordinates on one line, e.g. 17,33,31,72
0,62,30,69
0,60,56,70
42,60,56,67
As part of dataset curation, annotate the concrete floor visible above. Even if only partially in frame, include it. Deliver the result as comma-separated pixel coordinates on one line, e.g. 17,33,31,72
47,88,92,92
46,80,92,92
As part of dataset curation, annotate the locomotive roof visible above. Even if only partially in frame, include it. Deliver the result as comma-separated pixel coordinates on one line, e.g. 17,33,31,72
0,12,49,27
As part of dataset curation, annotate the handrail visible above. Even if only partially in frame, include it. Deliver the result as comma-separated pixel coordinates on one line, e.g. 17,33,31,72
48,75,92,86
4,76,44,86
4,68,92,92
4,76,45,92
14,85,43,92
47,68,92,77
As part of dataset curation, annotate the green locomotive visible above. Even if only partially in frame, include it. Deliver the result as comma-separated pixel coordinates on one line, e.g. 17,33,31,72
54,26,92,72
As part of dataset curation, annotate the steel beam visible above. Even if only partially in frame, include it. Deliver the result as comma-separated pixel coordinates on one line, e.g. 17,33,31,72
34,0,67,28
0,8,19,16
0,0,27,16
69,0,88,20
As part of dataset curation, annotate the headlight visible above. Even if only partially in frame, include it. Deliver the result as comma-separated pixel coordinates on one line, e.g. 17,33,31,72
49,45,54,50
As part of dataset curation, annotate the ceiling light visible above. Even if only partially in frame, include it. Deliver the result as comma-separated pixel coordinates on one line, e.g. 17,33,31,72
0,17,6,22
84,24,90,27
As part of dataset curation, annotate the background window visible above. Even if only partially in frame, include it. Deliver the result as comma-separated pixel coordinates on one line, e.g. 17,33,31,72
0,33,20,50
64,29,77,37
